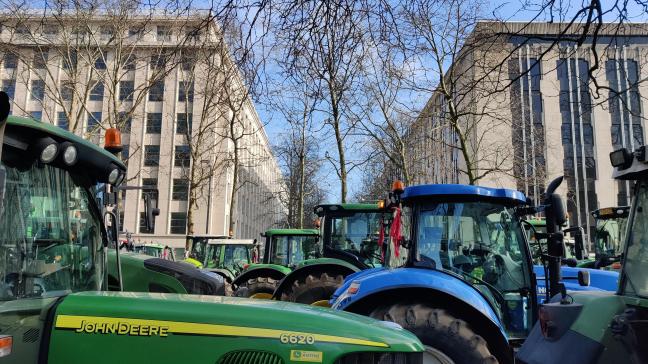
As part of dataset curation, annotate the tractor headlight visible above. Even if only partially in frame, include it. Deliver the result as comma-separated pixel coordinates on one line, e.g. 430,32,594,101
107,168,120,185
610,148,633,169
34,137,59,163
61,143,78,165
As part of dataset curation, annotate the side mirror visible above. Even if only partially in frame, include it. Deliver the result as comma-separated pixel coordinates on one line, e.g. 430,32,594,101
548,193,567,227
144,193,160,231
578,270,590,287
563,226,586,260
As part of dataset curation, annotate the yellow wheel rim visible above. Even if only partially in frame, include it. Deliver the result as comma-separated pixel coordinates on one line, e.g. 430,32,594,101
249,293,273,299
311,300,331,307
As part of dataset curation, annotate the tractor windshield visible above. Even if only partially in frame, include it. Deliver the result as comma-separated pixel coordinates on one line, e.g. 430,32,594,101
270,235,318,266
206,244,250,274
594,213,628,260
328,212,382,266
0,162,104,300
622,180,648,298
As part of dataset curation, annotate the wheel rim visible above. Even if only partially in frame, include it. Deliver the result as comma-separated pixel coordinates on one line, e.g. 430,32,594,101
422,346,454,364
249,293,273,299
310,300,331,307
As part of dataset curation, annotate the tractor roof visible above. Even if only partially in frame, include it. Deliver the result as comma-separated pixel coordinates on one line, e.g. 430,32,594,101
264,229,319,237
314,203,381,216
207,239,255,245
592,206,630,220
402,184,527,206
6,115,125,169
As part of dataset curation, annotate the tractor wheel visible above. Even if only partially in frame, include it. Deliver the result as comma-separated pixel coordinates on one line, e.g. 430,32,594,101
371,304,498,364
281,272,344,304
234,277,278,299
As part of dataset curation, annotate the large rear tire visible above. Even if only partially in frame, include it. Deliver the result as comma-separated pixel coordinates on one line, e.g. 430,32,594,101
234,277,278,298
280,272,344,304
371,303,498,364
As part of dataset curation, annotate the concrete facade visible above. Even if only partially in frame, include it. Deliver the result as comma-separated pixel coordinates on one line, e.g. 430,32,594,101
410,22,648,241
0,14,285,247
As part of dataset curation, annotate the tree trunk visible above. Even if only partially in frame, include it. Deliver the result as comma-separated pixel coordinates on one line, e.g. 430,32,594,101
228,140,239,237
297,123,307,228
331,94,347,202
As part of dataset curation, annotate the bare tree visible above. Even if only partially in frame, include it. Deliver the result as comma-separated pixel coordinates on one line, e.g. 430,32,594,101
274,0,368,202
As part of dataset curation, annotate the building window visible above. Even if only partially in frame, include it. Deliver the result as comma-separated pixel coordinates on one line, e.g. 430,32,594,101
100,26,113,40
42,24,58,36
4,53,17,69
89,81,104,101
139,212,153,233
15,24,29,35
557,57,597,237
2,79,15,100
94,56,106,70
30,111,42,121
508,55,546,203
118,111,132,133
123,54,136,70
129,26,143,38
181,54,194,71
57,111,68,130
150,54,166,71
31,79,45,101
61,81,73,101
119,81,134,101
178,81,193,102
32,51,48,69
176,113,192,134
146,113,162,134
62,51,77,70
148,79,164,102
172,179,188,200
170,212,187,234
144,145,160,167
122,145,130,165
174,145,190,168
87,112,101,132
141,178,158,200
156,26,171,42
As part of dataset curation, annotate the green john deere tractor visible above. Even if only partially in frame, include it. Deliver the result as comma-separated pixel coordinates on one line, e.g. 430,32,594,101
233,228,319,298
185,235,254,283
517,146,648,364
272,203,383,305
134,243,175,260
0,94,424,363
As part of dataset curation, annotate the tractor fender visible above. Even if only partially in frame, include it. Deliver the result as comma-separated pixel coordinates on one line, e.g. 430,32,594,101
273,260,360,299
332,267,507,340
331,267,385,302
232,265,290,288
208,268,235,283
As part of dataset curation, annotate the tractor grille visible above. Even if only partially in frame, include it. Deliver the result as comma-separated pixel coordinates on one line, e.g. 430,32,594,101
218,351,283,364
335,352,423,364
22,328,40,343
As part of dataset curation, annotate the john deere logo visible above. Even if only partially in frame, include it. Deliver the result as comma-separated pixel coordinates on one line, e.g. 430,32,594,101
290,350,322,363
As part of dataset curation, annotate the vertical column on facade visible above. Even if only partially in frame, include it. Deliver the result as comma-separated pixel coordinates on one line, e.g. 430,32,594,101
518,48,529,196
623,45,633,203
574,45,590,239
566,48,582,229
525,44,539,205
614,46,631,203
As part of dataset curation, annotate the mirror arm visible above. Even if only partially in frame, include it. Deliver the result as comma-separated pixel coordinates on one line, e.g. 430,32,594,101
104,210,123,291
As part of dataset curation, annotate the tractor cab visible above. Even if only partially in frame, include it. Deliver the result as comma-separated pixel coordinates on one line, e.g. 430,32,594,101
184,234,229,267
315,203,383,269
591,206,629,270
262,229,319,268
135,243,175,260
185,235,254,284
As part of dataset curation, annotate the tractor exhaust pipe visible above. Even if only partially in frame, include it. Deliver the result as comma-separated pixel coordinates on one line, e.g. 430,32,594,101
544,176,567,300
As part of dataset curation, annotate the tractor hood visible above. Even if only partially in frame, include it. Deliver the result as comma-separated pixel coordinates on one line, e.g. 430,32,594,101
50,291,423,360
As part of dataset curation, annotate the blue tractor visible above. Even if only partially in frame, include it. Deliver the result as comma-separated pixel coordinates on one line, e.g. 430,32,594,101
330,180,589,363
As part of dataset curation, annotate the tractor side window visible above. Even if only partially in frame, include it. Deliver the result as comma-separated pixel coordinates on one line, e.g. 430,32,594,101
271,237,289,265
623,181,648,298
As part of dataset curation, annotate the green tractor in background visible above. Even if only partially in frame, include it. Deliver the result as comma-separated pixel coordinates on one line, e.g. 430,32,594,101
272,203,383,305
184,235,255,291
588,206,629,271
523,217,592,266
134,243,175,260
0,94,425,364
233,228,319,298
517,146,648,364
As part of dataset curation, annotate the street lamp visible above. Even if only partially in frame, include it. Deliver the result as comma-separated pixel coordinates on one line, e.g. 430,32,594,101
201,159,213,234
